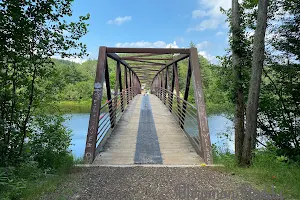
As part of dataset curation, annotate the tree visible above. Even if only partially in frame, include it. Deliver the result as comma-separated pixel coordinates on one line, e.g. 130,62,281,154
231,0,245,165
242,0,269,166
257,0,300,161
0,0,89,166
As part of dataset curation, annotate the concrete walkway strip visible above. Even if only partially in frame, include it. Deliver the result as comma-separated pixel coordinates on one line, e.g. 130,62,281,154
134,95,163,164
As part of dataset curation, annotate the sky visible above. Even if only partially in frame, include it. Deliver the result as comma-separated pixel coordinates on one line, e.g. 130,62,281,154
65,0,231,64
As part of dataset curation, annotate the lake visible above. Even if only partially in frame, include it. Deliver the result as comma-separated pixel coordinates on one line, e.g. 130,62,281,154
64,113,234,158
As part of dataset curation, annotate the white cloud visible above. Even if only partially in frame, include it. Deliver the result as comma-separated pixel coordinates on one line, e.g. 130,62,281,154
198,0,231,18
187,19,220,32
107,16,132,25
192,10,207,18
196,41,210,50
188,0,230,31
115,41,179,48
176,37,185,44
198,51,218,64
52,55,86,64
216,31,224,36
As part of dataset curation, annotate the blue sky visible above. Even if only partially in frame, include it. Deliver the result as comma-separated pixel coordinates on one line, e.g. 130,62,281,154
66,0,231,63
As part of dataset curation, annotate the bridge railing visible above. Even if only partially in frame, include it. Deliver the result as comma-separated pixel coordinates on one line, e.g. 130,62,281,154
84,46,141,164
153,87,202,155
95,87,135,153
151,48,213,164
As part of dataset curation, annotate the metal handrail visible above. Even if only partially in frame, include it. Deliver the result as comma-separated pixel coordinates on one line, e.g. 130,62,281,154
95,87,139,146
152,86,201,152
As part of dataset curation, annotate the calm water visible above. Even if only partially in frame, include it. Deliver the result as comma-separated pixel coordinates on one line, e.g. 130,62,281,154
64,113,234,158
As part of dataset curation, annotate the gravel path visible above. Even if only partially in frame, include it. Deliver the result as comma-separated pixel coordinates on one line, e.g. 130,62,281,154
38,166,269,200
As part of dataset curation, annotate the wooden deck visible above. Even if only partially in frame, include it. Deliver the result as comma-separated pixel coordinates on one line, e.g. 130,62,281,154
93,94,203,165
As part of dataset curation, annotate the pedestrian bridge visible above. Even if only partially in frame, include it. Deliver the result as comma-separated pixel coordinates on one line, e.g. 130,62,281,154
84,47,213,165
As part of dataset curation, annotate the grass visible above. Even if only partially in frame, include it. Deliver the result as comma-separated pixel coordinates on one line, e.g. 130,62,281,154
206,102,234,116
213,149,300,200
56,100,91,113
0,155,75,200
21,173,70,200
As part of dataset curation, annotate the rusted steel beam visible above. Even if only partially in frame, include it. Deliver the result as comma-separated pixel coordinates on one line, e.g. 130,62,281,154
169,64,176,112
132,69,161,73
173,62,181,121
84,47,106,164
131,66,161,68
121,53,163,59
161,70,165,104
107,47,190,54
107,53,141,87
118,62,123,92
161,73,164,101
124,66,129,104
105,56,115,130
129,70,132,100
165,66,169,105
116,61,124,112
134,72,157,76
128,63,164,66
132,67,160,70
181,60,192,128
133,69,160,72
127,59,166,65
107,53,129,68
122,57,173,61
151,54,189,83
190,47,212,164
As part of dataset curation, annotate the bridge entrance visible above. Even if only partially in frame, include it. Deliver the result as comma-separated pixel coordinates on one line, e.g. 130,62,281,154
84,47,212,165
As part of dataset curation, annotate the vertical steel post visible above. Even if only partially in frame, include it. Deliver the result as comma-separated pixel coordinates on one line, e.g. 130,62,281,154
165,66,169,105
129,70,132,100
190,47,212,164
173,62,181,123
125,67,129,104
161,70,165,103
160,73,163,101
181,60,192,128
105,56,115,129
118,62,123,112
170,64,175,112
115,61,120,112
84,47,106,164
132,73,135,96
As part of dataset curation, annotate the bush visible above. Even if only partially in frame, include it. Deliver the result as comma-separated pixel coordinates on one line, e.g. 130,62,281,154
28,114,73,171
0,167,27,200
0,114,75,199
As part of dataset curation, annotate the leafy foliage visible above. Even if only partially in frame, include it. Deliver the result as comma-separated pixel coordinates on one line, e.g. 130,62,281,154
0,0,88,198
0,0,89,166
219,0,300,162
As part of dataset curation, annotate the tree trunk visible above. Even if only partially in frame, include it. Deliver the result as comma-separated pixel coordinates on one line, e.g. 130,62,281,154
242,0,269,166
231,0,245,165
19,65,37,156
